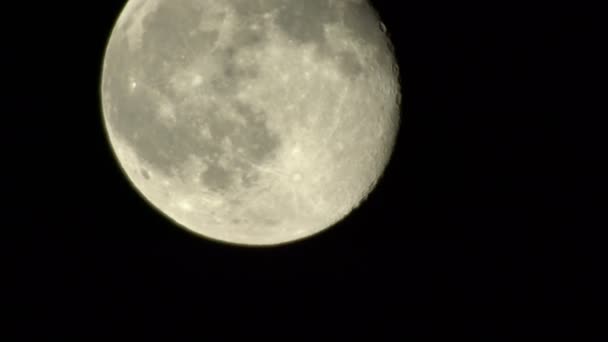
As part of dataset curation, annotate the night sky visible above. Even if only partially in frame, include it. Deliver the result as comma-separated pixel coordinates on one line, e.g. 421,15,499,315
4,0,606,339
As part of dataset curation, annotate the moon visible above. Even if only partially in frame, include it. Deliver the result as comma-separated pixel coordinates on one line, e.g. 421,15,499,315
101,0,401,246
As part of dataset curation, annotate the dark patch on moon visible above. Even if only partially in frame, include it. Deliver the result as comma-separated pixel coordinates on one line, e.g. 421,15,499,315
232,101,282,161
126,0,386,85
137,2,201,61
104,37,280,194
211,48,260,95
336,51,364,78
232,25,269,48
231,0,286,16
141,168,150,179
200,164,232,191
192,29,221,49
340,1,386,45
241,170,261,188
229,0,387,78
261,0,384,75
103,0,394,194
273,0,339,47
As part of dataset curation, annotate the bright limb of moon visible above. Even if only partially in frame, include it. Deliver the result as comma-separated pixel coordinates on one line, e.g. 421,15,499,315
101,0,401,246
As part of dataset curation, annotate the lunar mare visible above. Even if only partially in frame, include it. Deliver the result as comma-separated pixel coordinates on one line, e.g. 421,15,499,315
101,0,401,245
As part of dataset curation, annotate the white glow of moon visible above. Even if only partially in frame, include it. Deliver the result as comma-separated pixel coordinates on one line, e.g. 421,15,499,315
101,0,401,246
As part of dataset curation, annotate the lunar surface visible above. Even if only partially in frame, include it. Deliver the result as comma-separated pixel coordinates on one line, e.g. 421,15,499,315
101,0,401,246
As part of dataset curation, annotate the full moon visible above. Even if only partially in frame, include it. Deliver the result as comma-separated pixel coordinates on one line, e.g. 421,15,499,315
101,0,401,246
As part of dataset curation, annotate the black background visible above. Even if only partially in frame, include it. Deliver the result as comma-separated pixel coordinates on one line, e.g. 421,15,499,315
4,0,606,339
